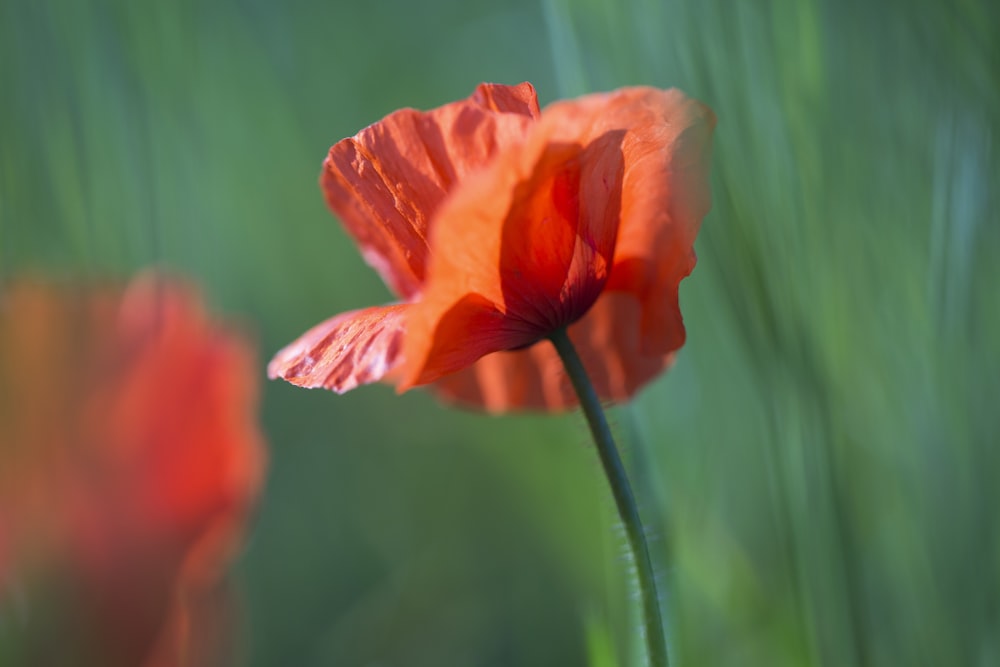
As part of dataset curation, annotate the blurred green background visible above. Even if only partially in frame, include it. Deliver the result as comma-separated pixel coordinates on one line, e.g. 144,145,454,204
1,0,997,665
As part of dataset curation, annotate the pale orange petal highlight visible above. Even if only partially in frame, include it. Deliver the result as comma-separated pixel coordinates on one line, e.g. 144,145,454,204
268,304,407,392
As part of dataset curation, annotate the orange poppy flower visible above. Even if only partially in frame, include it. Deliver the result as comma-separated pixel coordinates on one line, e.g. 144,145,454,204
0,273,266,666
270,82,715,411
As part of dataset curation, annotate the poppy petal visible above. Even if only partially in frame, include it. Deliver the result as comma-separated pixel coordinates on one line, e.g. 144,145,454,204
267,304,407,392
432,292,674,412
401,96,633,389
470,81,541,116
602,88,716,355
321,83,540,300
430,342,566,412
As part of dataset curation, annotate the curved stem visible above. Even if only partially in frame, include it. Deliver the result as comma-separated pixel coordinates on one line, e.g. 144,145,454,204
549,328,668,667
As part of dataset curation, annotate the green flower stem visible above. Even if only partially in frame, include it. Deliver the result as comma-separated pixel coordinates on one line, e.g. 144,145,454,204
549,328,668,667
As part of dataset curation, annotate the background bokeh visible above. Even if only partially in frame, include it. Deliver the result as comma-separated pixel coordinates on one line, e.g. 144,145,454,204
1,0,997,665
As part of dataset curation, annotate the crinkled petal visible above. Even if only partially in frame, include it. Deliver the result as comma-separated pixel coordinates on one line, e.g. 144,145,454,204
401,94,635,389
432,292,674,412
321,83,540,300
470,82,541,115
267,304,407,392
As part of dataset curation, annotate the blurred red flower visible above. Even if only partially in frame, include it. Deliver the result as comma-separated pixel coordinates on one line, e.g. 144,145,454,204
0,273,266,667
269,82,715,411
